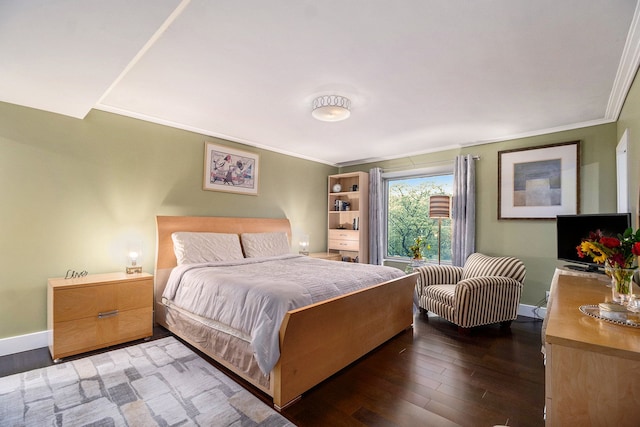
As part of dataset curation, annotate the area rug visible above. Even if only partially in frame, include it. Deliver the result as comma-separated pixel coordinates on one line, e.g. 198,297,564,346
0,336,295,426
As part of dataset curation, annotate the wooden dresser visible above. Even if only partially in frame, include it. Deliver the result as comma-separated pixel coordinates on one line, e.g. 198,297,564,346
544,273,640,425
47,272,153,360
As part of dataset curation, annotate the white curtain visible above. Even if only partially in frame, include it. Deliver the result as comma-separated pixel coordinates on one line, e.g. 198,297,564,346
369,167,384,265
452,155,477,266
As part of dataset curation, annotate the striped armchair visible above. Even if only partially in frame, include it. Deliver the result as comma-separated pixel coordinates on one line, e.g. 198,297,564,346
415,253,526,331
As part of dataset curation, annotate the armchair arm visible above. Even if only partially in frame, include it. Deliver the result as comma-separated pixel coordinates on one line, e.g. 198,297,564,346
414,265,463,296
455,276,523,328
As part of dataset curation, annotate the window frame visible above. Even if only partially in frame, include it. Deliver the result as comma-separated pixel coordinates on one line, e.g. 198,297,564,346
382,164,454,263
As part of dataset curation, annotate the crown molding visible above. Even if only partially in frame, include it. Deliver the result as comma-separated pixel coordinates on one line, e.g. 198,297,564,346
606,1,640,120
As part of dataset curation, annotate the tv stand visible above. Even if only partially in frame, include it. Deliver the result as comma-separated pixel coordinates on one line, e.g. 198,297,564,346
563,264,603,274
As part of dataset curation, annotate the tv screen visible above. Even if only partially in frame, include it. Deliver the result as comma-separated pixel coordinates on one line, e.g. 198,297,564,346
556,213,631,271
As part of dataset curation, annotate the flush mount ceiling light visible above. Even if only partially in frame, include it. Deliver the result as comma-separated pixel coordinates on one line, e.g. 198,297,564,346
311,95,351,122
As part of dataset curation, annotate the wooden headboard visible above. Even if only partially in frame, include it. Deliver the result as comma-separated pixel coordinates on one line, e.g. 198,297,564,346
154,216,292,317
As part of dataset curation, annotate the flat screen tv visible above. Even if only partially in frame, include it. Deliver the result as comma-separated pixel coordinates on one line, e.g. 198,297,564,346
556,213,631,272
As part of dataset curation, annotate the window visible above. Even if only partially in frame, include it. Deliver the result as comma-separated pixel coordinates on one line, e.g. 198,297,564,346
385,171,453,263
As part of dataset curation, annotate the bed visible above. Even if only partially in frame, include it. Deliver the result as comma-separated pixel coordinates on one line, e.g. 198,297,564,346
154,215,418,409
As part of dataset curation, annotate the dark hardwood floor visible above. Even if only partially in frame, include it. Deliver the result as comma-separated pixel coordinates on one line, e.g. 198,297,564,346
281,313,545,427
0,315,545,427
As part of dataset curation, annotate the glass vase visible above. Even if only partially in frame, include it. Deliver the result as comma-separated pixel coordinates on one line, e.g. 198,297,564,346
605,264,635,304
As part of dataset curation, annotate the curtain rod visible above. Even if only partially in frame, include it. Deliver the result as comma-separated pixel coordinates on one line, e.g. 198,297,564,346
380,155,480,174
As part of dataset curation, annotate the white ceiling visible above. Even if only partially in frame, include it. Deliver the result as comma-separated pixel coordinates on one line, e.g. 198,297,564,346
1,0,639,166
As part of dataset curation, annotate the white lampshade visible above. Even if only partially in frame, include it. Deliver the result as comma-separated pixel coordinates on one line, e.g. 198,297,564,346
312,95,351,122
299,234,310,255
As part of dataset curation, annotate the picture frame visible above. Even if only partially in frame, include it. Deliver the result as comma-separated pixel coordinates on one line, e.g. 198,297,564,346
498,141,580,220
203,142,259,195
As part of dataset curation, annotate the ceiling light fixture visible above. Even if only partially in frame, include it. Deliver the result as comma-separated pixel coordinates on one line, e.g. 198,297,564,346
311,95,351,122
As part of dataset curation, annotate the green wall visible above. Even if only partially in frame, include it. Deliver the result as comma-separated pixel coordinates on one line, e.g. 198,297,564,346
0,102,336,339
343,123,619,306
618,72,640,229
1,79,634,340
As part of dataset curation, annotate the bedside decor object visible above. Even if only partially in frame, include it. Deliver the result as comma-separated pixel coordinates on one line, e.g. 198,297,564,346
126,242,143,274
577,227,640,303
126,251,142,274
298,234,309,255
312,95,351,122
203,142,259,195
429,195,451,264
498,141,579,219
64,269,88,279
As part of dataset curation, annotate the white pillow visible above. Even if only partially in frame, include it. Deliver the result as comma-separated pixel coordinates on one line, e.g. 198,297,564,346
172,232,244,264
240,232,290,258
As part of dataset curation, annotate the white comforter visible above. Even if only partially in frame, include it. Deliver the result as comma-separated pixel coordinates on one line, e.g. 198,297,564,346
162,254,405,374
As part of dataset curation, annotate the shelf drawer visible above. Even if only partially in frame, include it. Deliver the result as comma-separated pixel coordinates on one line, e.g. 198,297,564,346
329,229,359,241
328,239,359,251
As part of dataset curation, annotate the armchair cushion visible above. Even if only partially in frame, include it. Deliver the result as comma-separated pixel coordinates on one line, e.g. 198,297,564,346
462,253,526,283
415,264,462,295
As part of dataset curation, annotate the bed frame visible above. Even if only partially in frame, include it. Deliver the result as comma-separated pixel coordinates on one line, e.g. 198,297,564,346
154,215,417,409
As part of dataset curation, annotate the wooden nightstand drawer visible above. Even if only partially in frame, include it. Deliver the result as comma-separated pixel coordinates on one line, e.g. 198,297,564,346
117,306,153,341
309,252,343,261
48,272,153,360
53,285,117,323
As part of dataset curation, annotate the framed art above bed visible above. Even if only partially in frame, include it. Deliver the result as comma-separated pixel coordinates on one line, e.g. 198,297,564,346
203,142,259,195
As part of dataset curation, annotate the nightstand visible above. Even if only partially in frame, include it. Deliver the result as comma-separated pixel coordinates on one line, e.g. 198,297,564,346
309,252,343,261
47,272,153,361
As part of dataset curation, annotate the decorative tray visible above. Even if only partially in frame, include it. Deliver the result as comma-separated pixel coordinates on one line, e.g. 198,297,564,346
579,304,640,328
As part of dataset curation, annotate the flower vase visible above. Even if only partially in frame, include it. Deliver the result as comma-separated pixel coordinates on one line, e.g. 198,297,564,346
605,264,635,304
405,258,425,273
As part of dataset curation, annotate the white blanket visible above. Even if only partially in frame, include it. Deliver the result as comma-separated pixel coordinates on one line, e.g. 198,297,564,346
162,254,405,374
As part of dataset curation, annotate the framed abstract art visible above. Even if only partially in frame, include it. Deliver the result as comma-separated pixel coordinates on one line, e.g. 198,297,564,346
498,141,580,220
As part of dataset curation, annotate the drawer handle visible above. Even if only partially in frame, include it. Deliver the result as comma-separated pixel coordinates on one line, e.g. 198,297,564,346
98,310,119,319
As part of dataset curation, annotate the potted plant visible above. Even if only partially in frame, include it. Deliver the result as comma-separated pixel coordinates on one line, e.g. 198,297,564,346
409,236,425,260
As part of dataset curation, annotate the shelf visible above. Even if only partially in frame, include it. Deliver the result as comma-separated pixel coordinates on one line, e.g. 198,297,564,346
329,210,360,214
327,172,369,263
329,191,358,196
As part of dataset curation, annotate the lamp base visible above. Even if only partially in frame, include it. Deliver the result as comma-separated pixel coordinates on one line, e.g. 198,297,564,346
126,266,143,274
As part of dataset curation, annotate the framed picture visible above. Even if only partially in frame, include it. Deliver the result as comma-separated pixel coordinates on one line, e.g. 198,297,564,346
203,142,259,195
498,141,580,220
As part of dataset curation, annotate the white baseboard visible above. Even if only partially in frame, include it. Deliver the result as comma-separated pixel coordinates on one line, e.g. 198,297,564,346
519,303,546,321
0,330,48,357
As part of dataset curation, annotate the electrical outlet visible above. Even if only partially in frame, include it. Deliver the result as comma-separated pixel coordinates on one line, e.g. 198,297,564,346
545,290,550,302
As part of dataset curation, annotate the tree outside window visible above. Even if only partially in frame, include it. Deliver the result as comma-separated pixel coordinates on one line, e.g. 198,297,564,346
386,174,453,263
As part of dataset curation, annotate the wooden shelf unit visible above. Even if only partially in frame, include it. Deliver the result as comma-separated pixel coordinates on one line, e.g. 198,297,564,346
328,172,369,263
47,272,153,360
